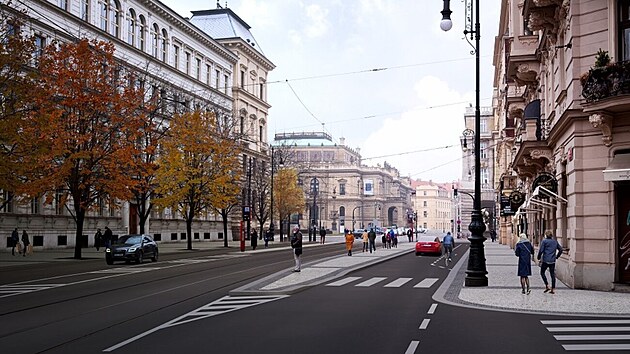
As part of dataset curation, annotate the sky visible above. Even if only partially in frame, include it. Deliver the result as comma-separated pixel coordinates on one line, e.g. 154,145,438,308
160,0,501,183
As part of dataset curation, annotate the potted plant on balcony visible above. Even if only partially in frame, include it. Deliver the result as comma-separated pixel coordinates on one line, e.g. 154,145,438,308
580,49,625,102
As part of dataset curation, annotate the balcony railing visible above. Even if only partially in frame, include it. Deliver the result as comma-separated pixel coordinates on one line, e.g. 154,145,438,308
581,61,630,103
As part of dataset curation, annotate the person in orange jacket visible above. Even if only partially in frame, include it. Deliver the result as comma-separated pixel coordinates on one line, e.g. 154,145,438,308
345,229,355,256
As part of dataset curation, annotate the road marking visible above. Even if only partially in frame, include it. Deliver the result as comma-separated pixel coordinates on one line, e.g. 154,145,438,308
414,278,439,288
103,295,288,352
326,277,361,286
563,344,630,351
419,319,430,330
384,277,412,288
0,284,65,297
547,326,630,332
427,303,438,314
355,277,387,287
542,320,630,325
555,335,630,340
405,340,419,354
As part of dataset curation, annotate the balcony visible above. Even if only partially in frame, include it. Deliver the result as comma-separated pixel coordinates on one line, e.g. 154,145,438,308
523,0,567,44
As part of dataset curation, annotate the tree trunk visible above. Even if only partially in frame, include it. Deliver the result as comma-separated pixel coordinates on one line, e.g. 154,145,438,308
222,210,229,247
74,208,85,259
186,208,193,250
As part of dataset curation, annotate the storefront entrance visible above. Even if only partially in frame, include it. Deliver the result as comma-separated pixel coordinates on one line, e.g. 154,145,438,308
616,183,630,283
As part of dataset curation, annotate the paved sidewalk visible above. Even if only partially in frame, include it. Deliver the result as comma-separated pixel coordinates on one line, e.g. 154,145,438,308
435,241,630,317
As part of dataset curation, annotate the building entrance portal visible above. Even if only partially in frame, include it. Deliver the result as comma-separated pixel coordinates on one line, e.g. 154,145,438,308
616,183,630,284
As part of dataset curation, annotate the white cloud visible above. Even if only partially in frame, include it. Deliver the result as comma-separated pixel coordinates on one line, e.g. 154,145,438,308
304,4,330,38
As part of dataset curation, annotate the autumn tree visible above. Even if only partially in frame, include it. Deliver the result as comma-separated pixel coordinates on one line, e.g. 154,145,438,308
251,160,270,239
274,168,305,241
155,109,241,250
0,6,36,210
19,38,146,259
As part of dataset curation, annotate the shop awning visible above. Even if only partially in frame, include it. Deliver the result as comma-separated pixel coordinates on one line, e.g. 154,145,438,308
603,154,630,181
532,186,567,203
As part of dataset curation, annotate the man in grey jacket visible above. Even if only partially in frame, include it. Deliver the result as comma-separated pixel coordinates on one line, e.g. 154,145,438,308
537,230,563,294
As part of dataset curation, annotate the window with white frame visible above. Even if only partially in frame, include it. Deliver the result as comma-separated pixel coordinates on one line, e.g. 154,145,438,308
34,34,45,60
30,196,40,214
206,64,211,84
224,74,228,93
151,23,159,58
196,58,201,80
215,69,220,88
58,0,68,10
173,44,180,69
161,29,168,62
126,9,136,46
619,0,630,61
480,117,487,133
480,141,487,159
80,0,89,21
111,0,121,37
185,52,191,75
99,0,108,31
138,15,146,51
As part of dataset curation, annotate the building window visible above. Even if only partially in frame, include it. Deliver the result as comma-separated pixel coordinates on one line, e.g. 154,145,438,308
480,141,487,159
138,15,146,51
80,0,89,21
173,45,179,69
196,58,201,80
55,190,64,215
58,0,68,10
206,64,211,84
99,0,108,31
161,29,168,62
259,82,264,100
111,0,121,37
620,0,630,61
523,18,533,36
185,52,191,75
423,201,428,207
34,34,45,60
240,70,245,88
215,69,220,88
259,125,263,142
423,211,428,218
339,183,346,195
480,117,487,133
1,191,13,213
151,23,159,58
240,116,245,134
224,74,229,93
126,9,136,46
339,206,345,217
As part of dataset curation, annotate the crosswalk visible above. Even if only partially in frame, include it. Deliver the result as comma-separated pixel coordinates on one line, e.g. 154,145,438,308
326,276,440,289
0,283,65,298
542,319,630,351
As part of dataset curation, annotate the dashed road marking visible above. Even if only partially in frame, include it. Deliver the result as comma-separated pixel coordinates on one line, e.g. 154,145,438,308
384,277,412,288
427,303,438,314
355,277,386,287
419,319,430,330
405,340,419,354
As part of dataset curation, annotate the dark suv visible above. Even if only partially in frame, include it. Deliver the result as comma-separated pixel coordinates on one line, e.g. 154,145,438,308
105,234,158,265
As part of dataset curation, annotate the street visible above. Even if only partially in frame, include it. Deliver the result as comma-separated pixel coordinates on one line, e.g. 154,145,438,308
1,241,629,353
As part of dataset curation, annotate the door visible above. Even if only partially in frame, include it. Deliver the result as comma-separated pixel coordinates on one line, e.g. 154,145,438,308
616,183,630,283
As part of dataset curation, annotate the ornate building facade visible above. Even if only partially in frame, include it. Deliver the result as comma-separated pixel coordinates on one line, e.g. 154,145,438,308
0,1,273,249
493,0,630,290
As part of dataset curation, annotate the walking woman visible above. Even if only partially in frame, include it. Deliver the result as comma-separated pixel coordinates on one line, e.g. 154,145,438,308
21,230,30,257
515,233,534,294
345,229,354,256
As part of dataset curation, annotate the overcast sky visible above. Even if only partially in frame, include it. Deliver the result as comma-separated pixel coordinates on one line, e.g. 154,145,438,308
160,0,501,183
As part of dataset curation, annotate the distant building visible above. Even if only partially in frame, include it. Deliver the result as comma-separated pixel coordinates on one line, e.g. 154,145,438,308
411,180,454,234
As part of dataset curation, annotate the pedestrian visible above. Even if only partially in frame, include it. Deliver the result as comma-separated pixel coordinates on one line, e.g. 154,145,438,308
381,234,387,249
345,229,354,256
368,228,377,253
386,232,392,249
537,230,563,294
392,230,398,248
491,229,497,242
290,226,303,272
251,229,258,250
103,226,113,248
94,228,102,251
10,228,19,256
319,227,326,244
264,228,273,248
407,228,413,242
362,229,369,252
515,233,534,294
21,230,30,257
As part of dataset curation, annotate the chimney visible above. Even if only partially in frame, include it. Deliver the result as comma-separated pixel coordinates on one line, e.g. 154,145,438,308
339,137,345,146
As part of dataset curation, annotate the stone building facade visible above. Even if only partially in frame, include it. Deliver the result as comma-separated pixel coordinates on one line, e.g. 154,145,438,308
493,0,630,290
0,1,272,249
411,180,453,234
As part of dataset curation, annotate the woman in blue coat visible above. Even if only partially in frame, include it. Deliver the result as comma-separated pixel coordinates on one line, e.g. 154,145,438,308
515,233,534,294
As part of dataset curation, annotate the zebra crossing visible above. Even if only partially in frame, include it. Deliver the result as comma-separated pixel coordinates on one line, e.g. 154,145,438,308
0,283,65,298
325,276,440,289
542,319,630,351
104,294,288,352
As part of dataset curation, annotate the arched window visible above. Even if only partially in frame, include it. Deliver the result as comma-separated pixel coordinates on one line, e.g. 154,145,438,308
99,0,108,31
151,23,159,58
339,206,345,217
161,28,168,62
126,9,136,46
111,0,121,37
138,15,146,51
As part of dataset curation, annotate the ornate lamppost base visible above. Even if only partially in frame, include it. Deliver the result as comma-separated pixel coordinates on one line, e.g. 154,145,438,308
465,209,488,287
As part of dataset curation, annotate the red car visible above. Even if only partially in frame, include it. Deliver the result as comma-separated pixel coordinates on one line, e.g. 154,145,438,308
415,235,442,256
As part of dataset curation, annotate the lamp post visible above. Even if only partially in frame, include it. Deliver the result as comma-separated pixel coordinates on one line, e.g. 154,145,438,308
270,146,276,241
441,0,488,286
310,178,319,242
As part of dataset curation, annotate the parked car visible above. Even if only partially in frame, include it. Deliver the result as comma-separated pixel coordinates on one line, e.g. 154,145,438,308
106,234,159,265
352,229,366,239
415,235,442,256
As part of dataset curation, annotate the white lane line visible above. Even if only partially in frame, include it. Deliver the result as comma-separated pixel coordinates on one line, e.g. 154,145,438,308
384,277,413,288
419,319,430,330
355,277,387,287
555,335,630,340
427,303,438,315
563,344,630,351
326,277,361,286
103,295,288,352
405,341,419,354
547,326,630,332
542,320,630,325
413,278,439,288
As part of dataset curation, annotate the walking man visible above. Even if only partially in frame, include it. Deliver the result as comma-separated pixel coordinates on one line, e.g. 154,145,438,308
368,228,377,253
251,229,258,250
319,227,326,244
94,228,102,251
290,226,303,272
21,230,30,257
10,228,19,256
537,230,563,294
103,226,113,248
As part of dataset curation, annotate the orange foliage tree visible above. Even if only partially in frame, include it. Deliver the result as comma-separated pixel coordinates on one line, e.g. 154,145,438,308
0,7,36,209
155,109,241,250
274,168,305,240
20,38,146,259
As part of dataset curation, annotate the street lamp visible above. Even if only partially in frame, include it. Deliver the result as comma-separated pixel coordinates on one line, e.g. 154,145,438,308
461,128,475,152
309,178,319,242
441,0,488,286
270,145,282,241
